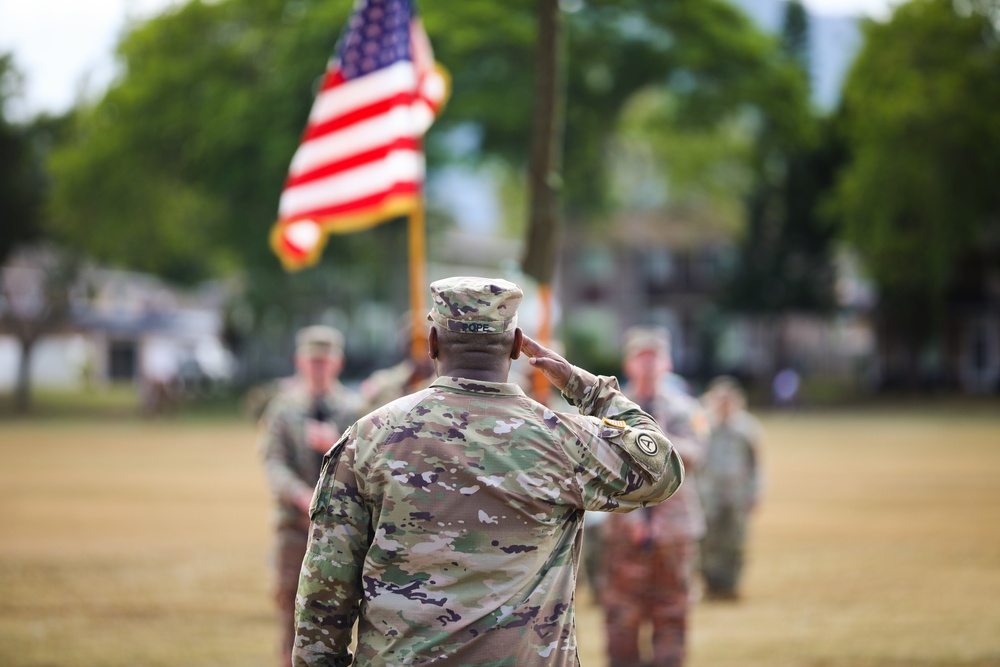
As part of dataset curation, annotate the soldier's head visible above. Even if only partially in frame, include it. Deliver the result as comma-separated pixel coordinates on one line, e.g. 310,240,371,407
294,325,344,396
426,276,524,379
622,325,672,393
703,375,745,419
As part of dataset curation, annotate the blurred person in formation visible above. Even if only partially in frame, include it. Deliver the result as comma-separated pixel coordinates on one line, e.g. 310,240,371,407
359,353,435,414
698,376,763,601
258,325,362,667
292,277,684,667
599,326,709,667
358,315,437,414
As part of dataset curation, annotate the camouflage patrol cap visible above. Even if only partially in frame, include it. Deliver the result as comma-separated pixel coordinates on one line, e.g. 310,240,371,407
427,276,522,334
295,325,344,357
623,325,671,358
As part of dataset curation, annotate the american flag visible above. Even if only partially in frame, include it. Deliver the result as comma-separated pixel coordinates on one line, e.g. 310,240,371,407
271,0,448,270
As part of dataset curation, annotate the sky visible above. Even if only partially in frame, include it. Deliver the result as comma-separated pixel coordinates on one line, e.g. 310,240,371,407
0,0,900,120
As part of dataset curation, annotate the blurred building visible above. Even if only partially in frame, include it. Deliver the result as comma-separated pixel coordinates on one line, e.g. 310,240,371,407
556,211,878,394
0,248,233,392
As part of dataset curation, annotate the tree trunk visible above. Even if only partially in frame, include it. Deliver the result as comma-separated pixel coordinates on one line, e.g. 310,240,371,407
521,0,565,286
14,336,35,414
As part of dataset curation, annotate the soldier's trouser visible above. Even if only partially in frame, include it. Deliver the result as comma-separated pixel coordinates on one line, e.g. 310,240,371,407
602,540,695,667
700,503,747,596
275,526,309,667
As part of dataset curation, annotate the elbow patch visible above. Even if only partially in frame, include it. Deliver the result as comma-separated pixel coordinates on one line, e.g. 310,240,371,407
600,417,674,482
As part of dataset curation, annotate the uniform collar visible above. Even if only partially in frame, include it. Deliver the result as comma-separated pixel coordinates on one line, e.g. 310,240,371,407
431,376,526,397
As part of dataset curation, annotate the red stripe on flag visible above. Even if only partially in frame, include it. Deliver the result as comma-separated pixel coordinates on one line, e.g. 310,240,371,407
284,137,421,189
286,180,420,223
303,91,416,142
320,68,345,92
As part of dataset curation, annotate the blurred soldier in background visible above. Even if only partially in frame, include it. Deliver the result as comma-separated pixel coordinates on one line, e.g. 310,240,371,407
258,325,361,667
698,376,764,601
358,315,436,414
359,355,435,414
600,326,708,667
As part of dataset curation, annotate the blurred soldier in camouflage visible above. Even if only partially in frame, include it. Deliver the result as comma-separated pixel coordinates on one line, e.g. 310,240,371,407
293,276,685,667
599,326,708,667
698,376,763,601
358,318,435,414
258,325,361,667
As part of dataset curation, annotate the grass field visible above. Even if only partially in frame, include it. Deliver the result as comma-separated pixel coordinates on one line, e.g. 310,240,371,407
1,406,999,666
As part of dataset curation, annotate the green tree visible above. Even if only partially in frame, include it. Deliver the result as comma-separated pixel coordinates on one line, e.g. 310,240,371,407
831,0,1000,377
45,0,815,382
0,54,43,263
0,55,81,412
722,0,841,323
51,0,811,277
50,0,357,284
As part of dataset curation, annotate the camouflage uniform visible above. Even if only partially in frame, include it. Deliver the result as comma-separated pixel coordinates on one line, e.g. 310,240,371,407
600,328,708,667
697,408,762,599
293,277,685,667
259,328,361,666
359,358,436,414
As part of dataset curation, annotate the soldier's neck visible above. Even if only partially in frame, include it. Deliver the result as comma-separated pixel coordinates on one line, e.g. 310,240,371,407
436,365,510,383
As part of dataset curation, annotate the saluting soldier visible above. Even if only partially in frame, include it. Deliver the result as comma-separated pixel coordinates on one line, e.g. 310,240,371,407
599,326,709,667
258,325,361,667
293,276,685,667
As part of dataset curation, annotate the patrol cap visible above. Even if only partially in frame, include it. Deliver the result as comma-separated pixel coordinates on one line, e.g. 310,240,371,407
704,374,746,407
295,325,344,357
706,374,742,394
427,276,522,335
623,325,671,358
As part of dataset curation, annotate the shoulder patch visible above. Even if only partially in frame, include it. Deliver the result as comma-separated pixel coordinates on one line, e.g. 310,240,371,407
615,429,674,483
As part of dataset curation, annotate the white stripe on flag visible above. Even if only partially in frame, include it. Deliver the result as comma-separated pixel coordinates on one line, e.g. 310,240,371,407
308,61,417,125
278,149,424,217
289,105,418,177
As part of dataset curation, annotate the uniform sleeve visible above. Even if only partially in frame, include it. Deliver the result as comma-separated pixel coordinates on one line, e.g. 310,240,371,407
560,367,684,512
292,425,370,667
743,413,765,505
258,400,314,504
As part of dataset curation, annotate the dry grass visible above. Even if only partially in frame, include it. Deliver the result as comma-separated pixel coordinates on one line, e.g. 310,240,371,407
1,407,999,666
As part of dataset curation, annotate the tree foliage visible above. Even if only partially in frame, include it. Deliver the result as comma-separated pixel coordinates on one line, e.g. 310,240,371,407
49,0,812,285
0,54,44,264
717,0,844,318
831,0,1000,333
49,0,358,283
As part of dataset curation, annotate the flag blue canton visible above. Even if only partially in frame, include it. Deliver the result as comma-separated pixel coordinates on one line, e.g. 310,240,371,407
338,0,413,80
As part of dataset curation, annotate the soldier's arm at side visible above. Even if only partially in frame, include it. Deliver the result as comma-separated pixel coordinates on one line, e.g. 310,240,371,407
293,426,369,667
258,400,315,510
744,413,765,508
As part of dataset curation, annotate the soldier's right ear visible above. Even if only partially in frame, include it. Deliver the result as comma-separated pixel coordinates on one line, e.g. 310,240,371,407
428,326,440,359
510,328,524,360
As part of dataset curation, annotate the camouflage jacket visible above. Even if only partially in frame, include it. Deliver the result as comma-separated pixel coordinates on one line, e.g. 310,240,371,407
293,367,684,666
603,383,709,544
258,380,362,531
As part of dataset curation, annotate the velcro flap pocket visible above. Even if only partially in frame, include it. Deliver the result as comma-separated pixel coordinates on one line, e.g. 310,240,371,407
599,417,673,482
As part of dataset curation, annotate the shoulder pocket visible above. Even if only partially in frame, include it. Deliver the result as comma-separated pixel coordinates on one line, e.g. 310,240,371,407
596,417,674,483
308,430,351,520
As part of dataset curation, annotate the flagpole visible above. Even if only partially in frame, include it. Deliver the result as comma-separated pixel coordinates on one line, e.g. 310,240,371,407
532,284,553,401
408,197,428,360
